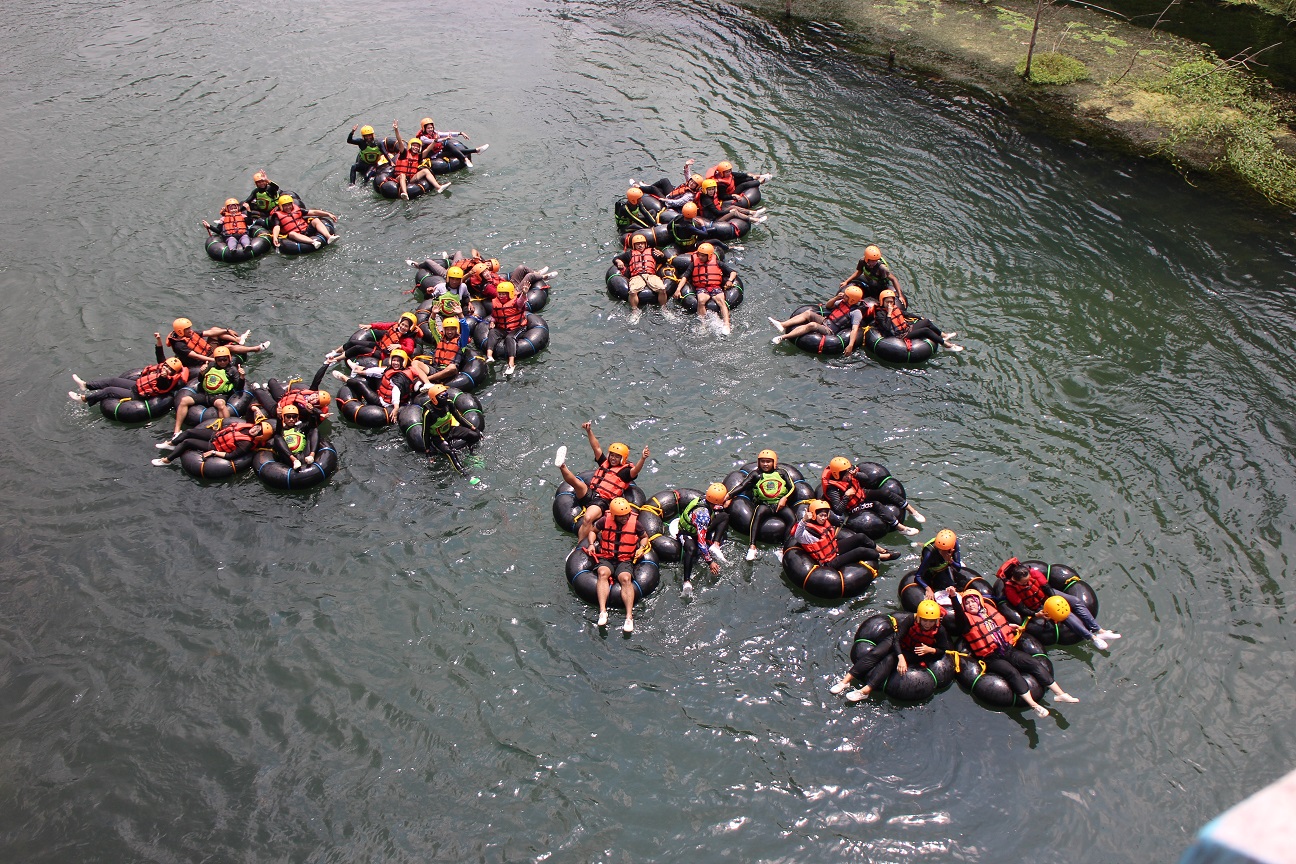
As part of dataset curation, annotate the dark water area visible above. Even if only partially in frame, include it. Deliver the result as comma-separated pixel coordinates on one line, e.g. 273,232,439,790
1,0,1295,861
1067,0,1296,90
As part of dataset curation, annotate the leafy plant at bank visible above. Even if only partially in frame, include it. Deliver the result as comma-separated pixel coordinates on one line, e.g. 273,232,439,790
1016,51,1089,83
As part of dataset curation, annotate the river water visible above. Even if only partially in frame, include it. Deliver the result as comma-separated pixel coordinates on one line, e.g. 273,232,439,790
2,1,1294,861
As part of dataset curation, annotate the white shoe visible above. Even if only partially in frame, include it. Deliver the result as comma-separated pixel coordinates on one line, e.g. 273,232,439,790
475,143,489,153
238,330,252,345
945,343,964,352
897,524,920,536
627,309,642,325
720,324,731,336
312,239,323,249
767,317,784,332
745,547,759,562
504,365,515,377
150,458,170,467
774,549,784,563
596,612,608,627
155,440,175,450
462,159,472,168
846,689,869,703
347,360,363,374
771,336,783,345
72,373,87,389
681,581,694,598
942,331,958,339
1098,630,1121,640
554,445,567,468
622,619,634,634
405,259,418,267
256,341,270,351
1092,637,1109,651
829,679,849,695
68,391,86,402
709,544,727,564
437,182,451,193
332,370,349,382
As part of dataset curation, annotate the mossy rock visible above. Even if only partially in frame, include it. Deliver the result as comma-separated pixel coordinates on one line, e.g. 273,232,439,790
1017,52,1089,85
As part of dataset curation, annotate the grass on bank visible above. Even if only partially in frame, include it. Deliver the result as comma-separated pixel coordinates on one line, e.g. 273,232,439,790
1017,51,1089,84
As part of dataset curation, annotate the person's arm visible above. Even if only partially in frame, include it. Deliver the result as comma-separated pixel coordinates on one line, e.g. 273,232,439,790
948,592,971,636
153,334,166,364
840,261,864,288
629,447,648,479
776,468,795,509
844,313,863,356
721,472,758,506
582,421,601,461
392,120,405,152
720,262,738,288
612,251,630,272
914,547,936,589
348,127,362,145
887,270,907,307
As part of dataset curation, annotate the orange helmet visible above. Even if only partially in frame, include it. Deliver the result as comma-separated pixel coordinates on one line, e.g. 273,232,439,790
223,197,239,208
828,456,852,476
626,187,643,203
315,391,332,409
806,499,831,516
420,117,434,127
163,357,184,373
172,317,192,333
844,286,864,303
279,403,300,419
610,497,633,517
488,258,500,272
716,160,732,172
863,245,882,263
426,383,449,399
212,346,232,360
689,173,704,185
757,449,777,465
630,233,648,247
608,442,630,459
934,529,957,551
256,420,275,441
878,289,897,303
697,242,715,256
681,202,698,219
252,170,268,183
705,483,728,505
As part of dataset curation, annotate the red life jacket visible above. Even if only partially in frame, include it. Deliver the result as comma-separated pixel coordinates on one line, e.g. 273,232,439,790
391,149,421,178
222,209,248,235
598,511,640,561
963,599,1015,659
900,619,939,653
667,181,693,198
706,167,737,198
376,326,406,355
135,362,187,397
492,299,525,332
212,422,256,454
418,131,444,155
797,520,838,565
275,206,309,235
821,469,865,511
627,246,658,276
886,304,910,336
278,390,322,416
689,254,724,291
1007,568,1049,613
588,459,631,501
377,368,415,404
826,299,859,326
433,332,461,366
169,328,212,359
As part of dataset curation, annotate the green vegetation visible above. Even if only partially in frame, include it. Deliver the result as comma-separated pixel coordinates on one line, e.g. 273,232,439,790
1142,56,1296,206
1017,52,1089,84
1219,0,1296,23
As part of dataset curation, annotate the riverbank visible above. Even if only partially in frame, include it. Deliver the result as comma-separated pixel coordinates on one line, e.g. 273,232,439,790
737,0,1296,210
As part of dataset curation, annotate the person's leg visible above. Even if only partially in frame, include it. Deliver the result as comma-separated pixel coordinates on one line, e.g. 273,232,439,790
777,320,829,344
714,293,730,330
708,512,730,548
679,536,700,591
627,275,644,310
172,393,197,436
503,331,519,374
309,218,337,243
617,566,635,631
226,235,239,251
647,275,668,307
578,502,604,547
595,565,613,625
746,504,771,559
81,384,134,406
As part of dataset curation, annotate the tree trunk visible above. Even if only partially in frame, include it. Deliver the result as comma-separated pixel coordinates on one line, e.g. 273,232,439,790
1024,0,1045,80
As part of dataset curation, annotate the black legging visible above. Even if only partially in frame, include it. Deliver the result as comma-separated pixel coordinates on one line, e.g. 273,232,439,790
679,512,731,580
440,140,481,162
488,327,524,360
984,648,1054,696
345,376,400,407
748,503,778,539
903,318,943,343
848,637,904,691
83,377,141,405
825,534,880,570
166,427,216,460
425,425,481,454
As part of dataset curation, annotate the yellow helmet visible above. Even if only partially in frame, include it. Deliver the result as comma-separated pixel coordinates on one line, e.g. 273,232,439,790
360,124,374,136
407,138,422,148
277,195,294,206
757,449,777,464
1043,595,1072,623
610,497,633,517
934,529,957,552
398,312,418,328
828,456,852,476
446,266,464,279
917,599,943,621
864,245,882,263
388,349,410,365
701,178,718,190
223,197,239,207
440,316,460,330
608,442,630,459
844,286,864,303
697,242,715,256
495,281,515,298
705,483,728,505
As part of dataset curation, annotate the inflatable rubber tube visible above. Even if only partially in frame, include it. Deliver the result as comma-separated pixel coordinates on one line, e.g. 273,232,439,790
780,543,876,599
775,304,850,357
849,614,956,701
335,382,393,428
618,223,672,249
551,470,647,534
470,312,549,360
863,325,937,364
97,392,175,423
395,389,485,453
253,440,339,490
179,389,255,429
897,567,989,612
276,217,337,256
722,461,811,544
952,633,1051,709
640,488,703,564
179,447,254,480
675,276,744,315
604,264,678,308
564,542,661,607
204,222,272,263
989,561,1100,646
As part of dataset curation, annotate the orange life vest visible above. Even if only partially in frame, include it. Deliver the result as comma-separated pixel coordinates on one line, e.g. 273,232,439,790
885,304,910,336
275,206,309,235
391,149,421,178
377,368,415,404
963,599,1015,659
278,390,322,416
797,520,839,565
135,362,187,397
221,209,248,235
588,459,631,501
826,299,860,326
900,618,939,652
492,299,525,332
689,254,724,292
375,326,407,355
418,131,444,155
169,328,212,359
821,469,865,511
627,246,658,276
598,511,640,561
212,423,256,454
433,332,461,366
